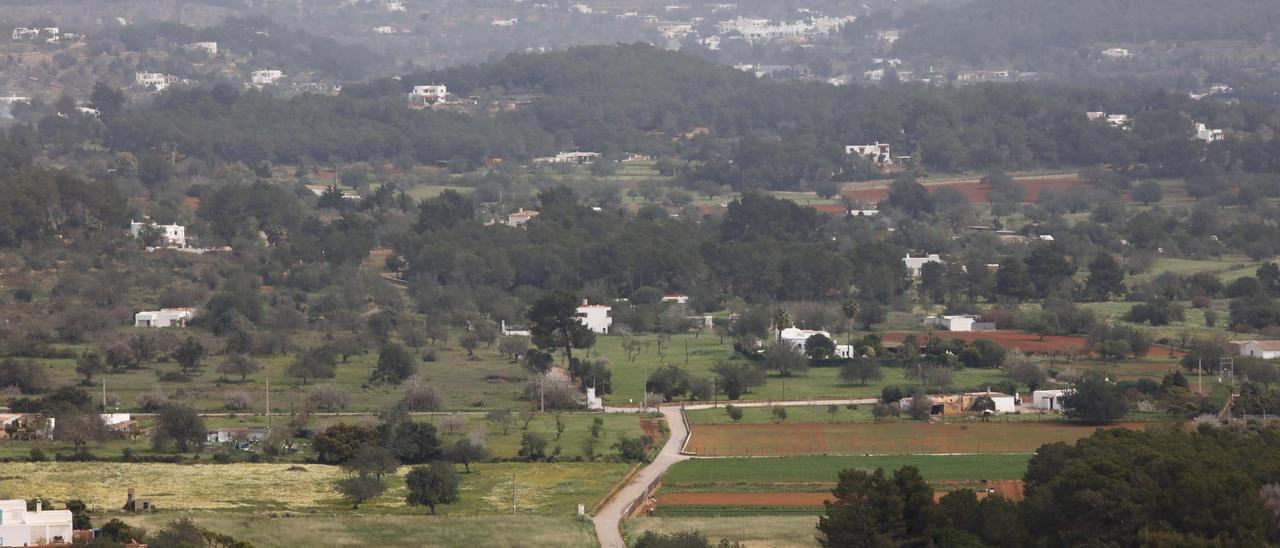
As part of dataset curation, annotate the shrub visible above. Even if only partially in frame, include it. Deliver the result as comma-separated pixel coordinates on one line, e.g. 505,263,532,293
137,390,169,411
28,448,46,462
307,385,350,411
725,404,743,422
222,390,251,411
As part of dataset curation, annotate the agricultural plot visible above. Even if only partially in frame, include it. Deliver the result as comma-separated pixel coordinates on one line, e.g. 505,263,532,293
121,513,600,548
685,420,1146,456
662,454,1031,489
0,461,629,516
624,516,821,548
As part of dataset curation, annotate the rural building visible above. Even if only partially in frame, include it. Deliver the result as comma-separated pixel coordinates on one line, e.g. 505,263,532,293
586,386,604,410
845,142,893,166
533,151,600,164
900,391,1017,416
506,208,540,227
903,253,942,277
410,84,448,104
0,499,74,546
1101,47,1132,58
184,41,218,55
779,327,830,353
134,308,194,328
1194,123,1224,143
208,427,271,447
134,72,170,91
661,294,690,304
1239,340,1280,360
500,321,531,337
130,220,187,247
251,69,285,86
923,315,996,332
576,300,613,334
1032,389,1072,411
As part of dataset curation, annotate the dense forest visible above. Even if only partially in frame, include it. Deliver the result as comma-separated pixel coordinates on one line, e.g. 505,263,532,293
19,44,1280,191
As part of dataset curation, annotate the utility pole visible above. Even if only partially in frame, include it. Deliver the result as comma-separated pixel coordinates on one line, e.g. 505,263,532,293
1198,358,1202,394
101,377,107,412
539,374,545,413
511,473,517,513
266,373,272,430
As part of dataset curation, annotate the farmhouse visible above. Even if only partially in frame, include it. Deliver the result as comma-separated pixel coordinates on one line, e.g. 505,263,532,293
903,253,942,277
534,151,601,165
208,427,271,446
1239,340,1280,360
923,315,986,332
411,84,448,105
900,391,1017,416
661,294,690,304
0,500,73,545
506,208,540,227
1194,123,1224,143
134,308,194,328
129,220,187,248
576,300,613,334
184,41,218,55
1032,389,1072,411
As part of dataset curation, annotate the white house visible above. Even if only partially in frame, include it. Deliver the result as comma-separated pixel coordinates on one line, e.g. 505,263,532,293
1194,123,1224,143
1239,340,1280,360
661,294,690,304
134,308,194,328
500,321,531,337
506,208,540,227
903,253,942,277
135,71,170,91
846,142,893,166
251,69,285,86
779,327,832,354
1032,389,1072,411
533,151,600,164
411,84,448,102
585,386,604,410
130,220,186,247
575,300,613,334
0,499,74,546
1101,47,1132,58
491,18,518,26
184,41,218,55
923,315,977,332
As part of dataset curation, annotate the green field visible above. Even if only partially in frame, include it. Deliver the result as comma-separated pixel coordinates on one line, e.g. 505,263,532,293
403,185,475,200
685,404,876,425
662,454,1031,490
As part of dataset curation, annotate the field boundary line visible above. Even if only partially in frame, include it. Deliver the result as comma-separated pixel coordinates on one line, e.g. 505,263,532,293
592,461,644,515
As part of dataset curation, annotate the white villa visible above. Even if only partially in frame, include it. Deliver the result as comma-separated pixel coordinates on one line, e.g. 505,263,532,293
846,142,893,166
134,308,195,328
779,327,855,358
533,151,600,165
184,41,218,55
506,208,540,227
576,300,613,334
411,84,448,102
903,253,942,277
0,499,74,546
1194,123,1224,143
251,69,285,86
135,71,170,91
130,220,187,247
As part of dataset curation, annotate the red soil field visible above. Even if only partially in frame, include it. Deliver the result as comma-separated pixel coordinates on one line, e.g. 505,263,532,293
641,419,662,452
654,481,1024,507
841,175,1086,204
685,421,1145,457
880,330,1181,358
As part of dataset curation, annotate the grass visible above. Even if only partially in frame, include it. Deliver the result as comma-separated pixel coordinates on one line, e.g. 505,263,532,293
118,512,600,548
0,461,629,516
662,454,1031,488
0,412,647,461
585,333,1010,406
403,185,475,200
686,404,877,425
624,516,820,547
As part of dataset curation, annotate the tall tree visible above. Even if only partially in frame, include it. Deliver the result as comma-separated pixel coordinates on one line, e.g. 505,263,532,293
528,291,596,363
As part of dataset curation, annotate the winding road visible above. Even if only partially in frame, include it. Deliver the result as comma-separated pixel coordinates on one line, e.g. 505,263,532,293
592,398,877,547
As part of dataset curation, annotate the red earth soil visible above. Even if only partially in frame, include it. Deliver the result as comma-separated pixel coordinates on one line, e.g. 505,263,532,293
841,175,1087,204
880,330,1182,358
640,419,662,452
654,481,1024,507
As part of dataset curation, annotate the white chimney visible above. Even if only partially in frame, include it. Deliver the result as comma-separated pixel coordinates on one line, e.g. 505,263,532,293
35,500,42,512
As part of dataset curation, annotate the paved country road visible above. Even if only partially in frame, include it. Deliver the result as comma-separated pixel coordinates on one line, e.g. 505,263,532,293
592,398,877,547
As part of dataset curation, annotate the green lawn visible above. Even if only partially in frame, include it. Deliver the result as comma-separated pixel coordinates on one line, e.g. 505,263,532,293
663,454,1031,488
